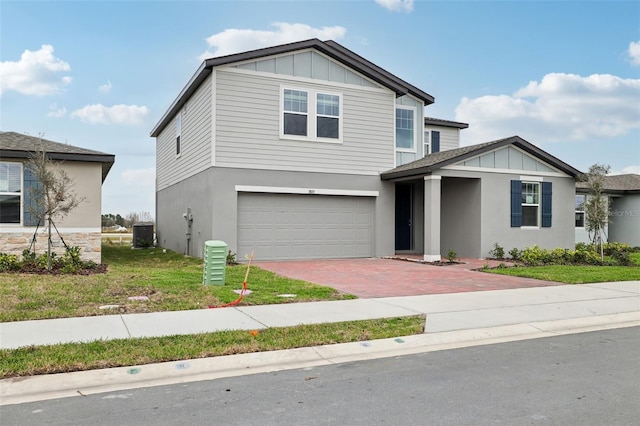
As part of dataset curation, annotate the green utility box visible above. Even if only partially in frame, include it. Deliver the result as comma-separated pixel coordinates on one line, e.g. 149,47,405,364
203,240,227,286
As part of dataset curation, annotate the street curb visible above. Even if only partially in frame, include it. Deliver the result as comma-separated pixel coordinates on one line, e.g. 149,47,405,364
2,312,638,406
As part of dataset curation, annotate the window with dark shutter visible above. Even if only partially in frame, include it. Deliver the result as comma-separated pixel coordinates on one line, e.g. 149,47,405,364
431,131,440,153
23,166,44,226
541,181,552,228
510,180,522,227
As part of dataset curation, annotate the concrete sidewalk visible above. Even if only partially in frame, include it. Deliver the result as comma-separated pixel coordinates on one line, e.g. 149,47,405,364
2,281,639,350
2,281,639,406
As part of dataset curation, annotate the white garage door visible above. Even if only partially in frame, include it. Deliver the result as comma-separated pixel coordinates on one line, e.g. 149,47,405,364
238,193,374,260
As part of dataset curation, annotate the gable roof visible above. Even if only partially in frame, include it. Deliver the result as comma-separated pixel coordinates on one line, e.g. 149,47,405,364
576,174,640,194
150,39,435,137
424,117,469,129
380,135,582,180
0,131,115,182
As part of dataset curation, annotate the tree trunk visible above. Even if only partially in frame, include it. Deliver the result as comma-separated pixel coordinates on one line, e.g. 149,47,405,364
47,216,52,270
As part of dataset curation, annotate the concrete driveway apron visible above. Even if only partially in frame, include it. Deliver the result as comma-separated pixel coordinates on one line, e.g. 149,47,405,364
254,258,563,298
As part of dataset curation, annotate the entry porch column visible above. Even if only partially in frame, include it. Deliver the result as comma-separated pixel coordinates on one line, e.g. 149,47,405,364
423,175,441,262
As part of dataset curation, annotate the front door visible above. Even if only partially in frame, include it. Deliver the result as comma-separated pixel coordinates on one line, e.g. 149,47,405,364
395,183,413,251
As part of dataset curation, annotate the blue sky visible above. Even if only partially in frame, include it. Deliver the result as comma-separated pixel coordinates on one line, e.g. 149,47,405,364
2,0,639,218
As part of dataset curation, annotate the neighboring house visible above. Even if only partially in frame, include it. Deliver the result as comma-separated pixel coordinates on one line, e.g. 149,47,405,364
151,39,581,261
0,132,114,262
575,174,640,247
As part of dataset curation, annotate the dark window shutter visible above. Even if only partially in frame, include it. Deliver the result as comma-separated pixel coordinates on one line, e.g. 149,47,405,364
23,166,44,226
432,131,440,153
541,181,552,228
510,180,522,227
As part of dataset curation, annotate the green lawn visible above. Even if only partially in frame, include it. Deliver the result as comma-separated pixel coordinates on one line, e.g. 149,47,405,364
0,316,425,378
484,252,640,284
0,245,355,322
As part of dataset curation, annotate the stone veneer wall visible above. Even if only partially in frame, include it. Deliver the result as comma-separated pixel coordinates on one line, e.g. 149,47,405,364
0,231,102,263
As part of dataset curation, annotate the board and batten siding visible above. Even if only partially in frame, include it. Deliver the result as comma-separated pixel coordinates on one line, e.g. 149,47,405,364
214,68,395,175
425,125,460,152
156,74,213,191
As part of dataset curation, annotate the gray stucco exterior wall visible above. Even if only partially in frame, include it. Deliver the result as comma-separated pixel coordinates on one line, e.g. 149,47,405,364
156,166,395,259
608,195,640,246
440,177,481,258
437,169,576,257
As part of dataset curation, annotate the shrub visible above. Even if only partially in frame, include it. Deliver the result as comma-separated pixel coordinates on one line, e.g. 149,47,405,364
226,250,237,265
446,249,457,263
488,242,505,259
0,253,21,272
508,248,521,261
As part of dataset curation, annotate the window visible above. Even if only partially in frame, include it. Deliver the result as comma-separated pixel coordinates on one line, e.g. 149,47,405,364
316,93,339,139
575,194,585,227
521,182,540,227
395,108,415,150
175,114,182,156
0,162,22,224
283,89,308,136
423,131,430,156
282,88,341,141
423,130,441,156
511,180,552,228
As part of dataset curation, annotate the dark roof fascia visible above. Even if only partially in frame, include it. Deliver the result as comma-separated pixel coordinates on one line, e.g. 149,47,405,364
424,117,469,129
1,150,115,182
381,138,512,180
150,62,210,137
150,38,435,137
322,40,435,105
381,136,583,181
510,139,582,177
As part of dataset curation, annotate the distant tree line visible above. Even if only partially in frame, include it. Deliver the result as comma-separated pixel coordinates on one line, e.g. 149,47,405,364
102,211,154,228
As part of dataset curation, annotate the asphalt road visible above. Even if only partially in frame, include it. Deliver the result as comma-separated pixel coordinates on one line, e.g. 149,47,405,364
3,327,639,425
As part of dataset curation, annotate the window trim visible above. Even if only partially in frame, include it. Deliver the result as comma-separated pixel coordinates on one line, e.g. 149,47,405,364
280,86,343,144
423,130,430,157
521,181,540,228
0,161,23,226
395,106,417,153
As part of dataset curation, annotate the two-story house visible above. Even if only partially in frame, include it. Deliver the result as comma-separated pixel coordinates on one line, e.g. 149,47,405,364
151,39,581,261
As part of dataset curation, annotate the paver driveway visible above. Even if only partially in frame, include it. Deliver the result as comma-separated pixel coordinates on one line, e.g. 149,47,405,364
255,257,563,298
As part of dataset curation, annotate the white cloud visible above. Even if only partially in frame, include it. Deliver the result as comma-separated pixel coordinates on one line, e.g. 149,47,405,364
628,41,640,66
71,104,149,125
375,0,414,13
98,80,112,93
611,165,640,175
200,22,347,60
0,44,72,96
47,103,67,118
122,168,155,187
455,73,640,145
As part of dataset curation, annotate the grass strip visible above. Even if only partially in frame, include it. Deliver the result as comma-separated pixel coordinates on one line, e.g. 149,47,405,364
0,316,425,378
484,265,640,284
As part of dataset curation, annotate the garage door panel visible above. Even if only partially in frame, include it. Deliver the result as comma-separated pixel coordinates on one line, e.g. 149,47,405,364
238,193,373,260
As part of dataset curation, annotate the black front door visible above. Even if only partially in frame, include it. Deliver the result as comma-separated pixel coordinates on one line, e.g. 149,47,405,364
395,183,413,251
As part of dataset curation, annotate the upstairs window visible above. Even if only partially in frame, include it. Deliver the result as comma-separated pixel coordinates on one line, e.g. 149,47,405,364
395,107,415,151
423,131,430,156
423,130,441,156
0,162,22,224
175,114,182,156
316,93,339,139
283,89,308,136
282,88,341,141
575,194,585,227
